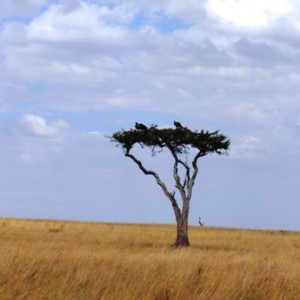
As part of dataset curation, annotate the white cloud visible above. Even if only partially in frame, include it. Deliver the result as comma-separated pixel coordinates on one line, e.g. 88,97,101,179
0,0,299,116
21,114,68,138
27,2,135,46
0,1,133,93
206,0,294,28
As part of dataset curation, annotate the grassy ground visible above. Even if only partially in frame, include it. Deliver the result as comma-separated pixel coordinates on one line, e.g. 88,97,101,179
0,218,299,299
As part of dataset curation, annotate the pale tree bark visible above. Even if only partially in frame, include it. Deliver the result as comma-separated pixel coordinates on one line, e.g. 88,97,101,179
125,148,204,248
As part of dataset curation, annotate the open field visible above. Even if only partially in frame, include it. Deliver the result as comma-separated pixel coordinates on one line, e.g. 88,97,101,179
0,218,299,299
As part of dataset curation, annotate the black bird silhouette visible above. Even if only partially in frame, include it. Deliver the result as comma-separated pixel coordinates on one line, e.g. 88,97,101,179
135,122,147,130
174,121,183,128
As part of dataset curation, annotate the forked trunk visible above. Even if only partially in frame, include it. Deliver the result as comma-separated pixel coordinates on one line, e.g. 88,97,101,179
175,216,190,247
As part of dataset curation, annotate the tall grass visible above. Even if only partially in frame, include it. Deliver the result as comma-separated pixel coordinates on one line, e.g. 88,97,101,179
0,218,299,299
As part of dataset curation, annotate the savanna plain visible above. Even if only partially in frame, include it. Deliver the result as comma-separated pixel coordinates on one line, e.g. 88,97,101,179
0,218,299,300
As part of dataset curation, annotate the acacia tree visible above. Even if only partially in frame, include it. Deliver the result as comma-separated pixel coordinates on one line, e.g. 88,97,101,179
111,123,230,247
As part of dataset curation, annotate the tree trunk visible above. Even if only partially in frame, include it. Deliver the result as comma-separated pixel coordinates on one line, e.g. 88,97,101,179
175,216,190,247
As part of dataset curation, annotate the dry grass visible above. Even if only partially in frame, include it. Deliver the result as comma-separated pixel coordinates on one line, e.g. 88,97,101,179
0,218,299,300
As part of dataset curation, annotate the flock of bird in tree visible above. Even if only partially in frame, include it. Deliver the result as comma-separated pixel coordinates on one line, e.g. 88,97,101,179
135,121,183,130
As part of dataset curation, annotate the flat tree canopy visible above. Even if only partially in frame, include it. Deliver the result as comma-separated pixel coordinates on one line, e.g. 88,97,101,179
111,123,230,247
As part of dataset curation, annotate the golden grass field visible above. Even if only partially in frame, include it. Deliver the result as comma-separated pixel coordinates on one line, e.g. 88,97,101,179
0,218,299,300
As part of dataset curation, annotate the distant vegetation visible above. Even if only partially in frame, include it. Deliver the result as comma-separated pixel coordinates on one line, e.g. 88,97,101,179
0,218,299,299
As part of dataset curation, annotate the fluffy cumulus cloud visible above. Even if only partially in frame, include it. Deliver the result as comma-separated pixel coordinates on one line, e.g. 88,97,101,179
206,0,294,28
1,0,299,119
21,114,68,138
0,0,300,230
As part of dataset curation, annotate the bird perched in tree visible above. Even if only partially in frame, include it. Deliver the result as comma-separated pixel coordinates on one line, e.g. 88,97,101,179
135,122,148,130
174,121,183,128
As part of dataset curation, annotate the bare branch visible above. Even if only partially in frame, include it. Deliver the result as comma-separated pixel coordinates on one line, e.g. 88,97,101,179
182,164,190,192
125,149,181,215
173,159,186,201
187,151,205,199
164,142,191,203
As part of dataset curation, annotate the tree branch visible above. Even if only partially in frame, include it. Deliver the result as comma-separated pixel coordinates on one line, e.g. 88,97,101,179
173,159,186,201
125,149,181,216
165,143,191,192
187,151,205,199
165,142,189,202
182,162,190,192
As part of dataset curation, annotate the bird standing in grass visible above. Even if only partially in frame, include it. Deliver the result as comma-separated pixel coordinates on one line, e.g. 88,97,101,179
135,122,148,130
198,217,204,227
174,121,183,129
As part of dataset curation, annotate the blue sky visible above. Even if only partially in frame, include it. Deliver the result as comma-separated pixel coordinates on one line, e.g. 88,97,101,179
0,0,300,231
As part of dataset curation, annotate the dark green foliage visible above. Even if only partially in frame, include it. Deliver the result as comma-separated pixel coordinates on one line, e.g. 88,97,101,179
111,124,230,156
